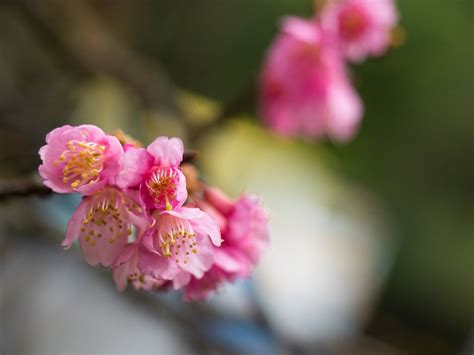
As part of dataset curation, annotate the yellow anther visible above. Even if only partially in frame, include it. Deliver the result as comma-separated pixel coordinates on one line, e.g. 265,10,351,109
162,241,172,257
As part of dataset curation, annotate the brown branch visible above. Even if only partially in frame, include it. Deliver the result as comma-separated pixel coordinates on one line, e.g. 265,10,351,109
0,151,197,201
0,175,52,201
182,150,198,163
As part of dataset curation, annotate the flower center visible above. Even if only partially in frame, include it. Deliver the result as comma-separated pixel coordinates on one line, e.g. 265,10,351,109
265,79,284,100
159,217,198,264
56,140,106,189
339,8,367,39
80,189,140,247
146,168,178,208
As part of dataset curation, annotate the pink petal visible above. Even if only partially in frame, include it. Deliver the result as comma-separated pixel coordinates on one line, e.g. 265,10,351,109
166,207,222,247
172,271,191,290
79,218,128,267
138,246,177,280
146,137,184,167
326,82,363,142
203,187,234,215
102,135,125,185
44,125,74,143
191,210,222,247
76,124,106,141
38,124,120,195
65,187,148,267
113,258,132,291
63,197,91,249
282,16,320,45
116,147,153,189
174,169,188,208
76,178,107,196
172,235,214,278
213,248,248,274
196,200,228,231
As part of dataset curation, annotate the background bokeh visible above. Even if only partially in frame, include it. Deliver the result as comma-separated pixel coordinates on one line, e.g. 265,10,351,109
0,0,472,354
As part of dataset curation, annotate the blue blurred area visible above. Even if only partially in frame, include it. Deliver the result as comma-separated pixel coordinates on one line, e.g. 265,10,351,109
204,320,277,355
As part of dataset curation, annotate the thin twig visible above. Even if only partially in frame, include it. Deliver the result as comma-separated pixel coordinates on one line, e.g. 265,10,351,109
0,151,198,200
0,175,51,201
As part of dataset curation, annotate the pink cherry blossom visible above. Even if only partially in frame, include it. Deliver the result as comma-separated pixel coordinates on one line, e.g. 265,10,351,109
138,207,222,289
321,0,399,62
38,125,123,195
260,16,363,142
183,267,229,301
62,187,148,267
113,245,168,291
116,137,187,211
184,188,270,301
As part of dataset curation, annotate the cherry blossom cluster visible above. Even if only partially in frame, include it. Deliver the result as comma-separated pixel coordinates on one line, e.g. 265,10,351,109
260,0,399,142
38,125,269,300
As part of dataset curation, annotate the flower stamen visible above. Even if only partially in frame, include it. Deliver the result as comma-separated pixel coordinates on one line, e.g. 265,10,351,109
55,140,106,189
146,168,178,207
159,217,198,263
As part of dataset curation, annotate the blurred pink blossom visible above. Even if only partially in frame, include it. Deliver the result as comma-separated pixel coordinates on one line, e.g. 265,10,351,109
113,245,168,291
260,17,363,142
184,187,270,301
321,0,399,62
